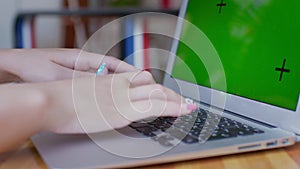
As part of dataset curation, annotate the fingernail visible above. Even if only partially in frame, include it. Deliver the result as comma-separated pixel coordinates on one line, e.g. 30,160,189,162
96,63,107,76
187,104,197,111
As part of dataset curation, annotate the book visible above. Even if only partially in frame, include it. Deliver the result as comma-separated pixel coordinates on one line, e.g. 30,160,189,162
123,17,135,65
133,16,144,70
22,17,33,48
143,19,150,71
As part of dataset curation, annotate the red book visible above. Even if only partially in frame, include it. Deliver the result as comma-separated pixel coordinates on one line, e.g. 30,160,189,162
143,19,150,71
30,17,36,48
161,0,171,9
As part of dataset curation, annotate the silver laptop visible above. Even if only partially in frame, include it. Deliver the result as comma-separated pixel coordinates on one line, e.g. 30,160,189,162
32,0,300,168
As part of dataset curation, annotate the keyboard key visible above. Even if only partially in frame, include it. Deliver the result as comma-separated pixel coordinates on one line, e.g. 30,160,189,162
130,122,151,129
135,126,158,137
166,128,190,140
152,135,175,147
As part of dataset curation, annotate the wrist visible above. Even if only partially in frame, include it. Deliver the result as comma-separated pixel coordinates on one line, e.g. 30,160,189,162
0,83,50,134
23,83,52,133
34,80,75,133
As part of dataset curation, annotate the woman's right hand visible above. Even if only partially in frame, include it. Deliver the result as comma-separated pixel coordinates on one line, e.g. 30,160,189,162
39,71,196,134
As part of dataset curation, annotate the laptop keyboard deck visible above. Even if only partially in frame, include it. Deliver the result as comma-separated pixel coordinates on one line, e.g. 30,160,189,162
130,108,264,146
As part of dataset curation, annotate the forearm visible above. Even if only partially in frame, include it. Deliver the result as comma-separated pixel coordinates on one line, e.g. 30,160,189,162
0,83,48,153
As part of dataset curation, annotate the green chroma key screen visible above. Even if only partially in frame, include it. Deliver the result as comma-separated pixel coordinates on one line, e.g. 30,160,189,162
172,0,300,110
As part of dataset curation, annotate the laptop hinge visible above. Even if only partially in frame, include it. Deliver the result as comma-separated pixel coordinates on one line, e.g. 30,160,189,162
223,109,276,128
197,100,276,128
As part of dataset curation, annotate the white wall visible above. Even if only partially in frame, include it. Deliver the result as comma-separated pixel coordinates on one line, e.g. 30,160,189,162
0,0,62,48
0,1,17,48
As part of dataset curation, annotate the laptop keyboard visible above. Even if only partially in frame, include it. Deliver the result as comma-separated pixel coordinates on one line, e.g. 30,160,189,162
129,108,264,146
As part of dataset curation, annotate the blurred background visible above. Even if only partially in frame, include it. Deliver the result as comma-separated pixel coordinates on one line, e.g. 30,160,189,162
0,0,182,82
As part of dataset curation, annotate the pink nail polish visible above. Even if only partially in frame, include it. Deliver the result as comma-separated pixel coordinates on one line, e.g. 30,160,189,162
187,104,197,111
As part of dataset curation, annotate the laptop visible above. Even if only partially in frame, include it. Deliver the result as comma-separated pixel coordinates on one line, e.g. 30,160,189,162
32,0,300,168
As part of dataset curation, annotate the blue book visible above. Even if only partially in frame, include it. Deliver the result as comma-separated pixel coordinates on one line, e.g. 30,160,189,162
15,16,24,48
123,17,134,65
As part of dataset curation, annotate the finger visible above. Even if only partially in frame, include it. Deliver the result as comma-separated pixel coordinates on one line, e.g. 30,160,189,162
53,57,108,79
78,51,138,73
101,67,109,75
126,100,192,121
51,49,137,73
53,67,96,80
129,84,184,103
103,56,138,73
116,71,156,87
50,49,79,69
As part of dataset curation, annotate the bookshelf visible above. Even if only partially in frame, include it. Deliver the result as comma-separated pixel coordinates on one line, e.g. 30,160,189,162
14,2,179,75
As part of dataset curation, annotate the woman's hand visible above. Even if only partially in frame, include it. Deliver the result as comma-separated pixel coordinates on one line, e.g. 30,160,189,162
39,71,196,134
0,71,196,152
0,48,137,83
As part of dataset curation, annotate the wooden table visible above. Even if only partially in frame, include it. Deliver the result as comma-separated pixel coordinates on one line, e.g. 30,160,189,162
1,141,300,169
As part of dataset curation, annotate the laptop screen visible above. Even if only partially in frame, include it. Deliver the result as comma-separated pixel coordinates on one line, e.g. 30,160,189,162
172,0,300,111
